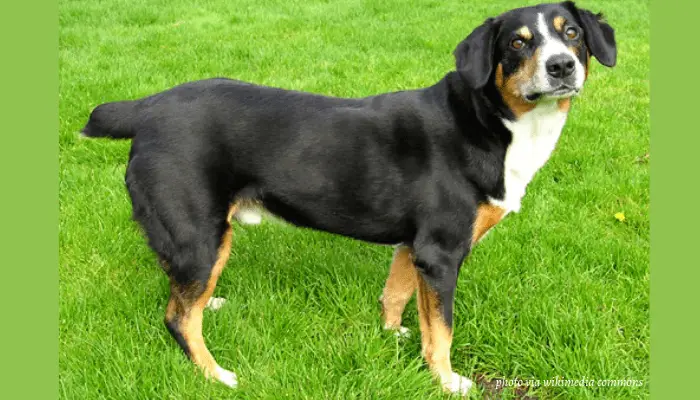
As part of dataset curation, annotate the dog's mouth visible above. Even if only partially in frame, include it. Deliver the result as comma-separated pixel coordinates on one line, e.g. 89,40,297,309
525,86,581,102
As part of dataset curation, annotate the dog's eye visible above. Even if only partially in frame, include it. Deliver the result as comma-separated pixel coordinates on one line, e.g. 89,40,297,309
511,38,525,50
565,27,579,40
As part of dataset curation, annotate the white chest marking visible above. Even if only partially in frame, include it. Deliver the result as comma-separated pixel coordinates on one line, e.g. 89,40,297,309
489,102,568,213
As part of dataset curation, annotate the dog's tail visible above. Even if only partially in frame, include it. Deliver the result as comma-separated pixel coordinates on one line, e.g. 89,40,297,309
80,100,140,140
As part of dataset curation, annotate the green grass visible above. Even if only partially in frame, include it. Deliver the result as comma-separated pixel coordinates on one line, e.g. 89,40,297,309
59,0,649,398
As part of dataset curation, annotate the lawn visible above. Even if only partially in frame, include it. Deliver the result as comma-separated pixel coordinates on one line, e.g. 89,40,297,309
58,0,650,398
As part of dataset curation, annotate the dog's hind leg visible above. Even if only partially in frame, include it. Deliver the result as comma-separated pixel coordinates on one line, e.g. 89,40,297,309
163,222,237,387
379,245,417,337
125,154,240,388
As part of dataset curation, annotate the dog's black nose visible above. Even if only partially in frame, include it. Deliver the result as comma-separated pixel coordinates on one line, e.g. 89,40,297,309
546,54,576,78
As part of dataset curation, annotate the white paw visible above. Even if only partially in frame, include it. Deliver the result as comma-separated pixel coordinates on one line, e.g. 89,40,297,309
215,366,238,388
206,297,227,311
235,209,262,225
442,373,472,396
383,324,411,339
394,326,411,338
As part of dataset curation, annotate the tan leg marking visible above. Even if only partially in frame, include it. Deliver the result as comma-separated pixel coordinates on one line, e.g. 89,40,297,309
416,274,471,394
166,225,235,386
380,246,418,330
417,276,452,380
472,203,507,245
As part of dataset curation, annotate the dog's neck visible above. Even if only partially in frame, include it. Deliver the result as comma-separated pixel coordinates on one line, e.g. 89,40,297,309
432,72,570,211
490,101,569,212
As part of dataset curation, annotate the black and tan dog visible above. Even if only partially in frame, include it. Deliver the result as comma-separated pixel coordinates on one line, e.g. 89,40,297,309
81,1,615,395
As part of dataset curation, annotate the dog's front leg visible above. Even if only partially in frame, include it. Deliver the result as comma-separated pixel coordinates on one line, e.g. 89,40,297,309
412,235,472,396
380,245,417,336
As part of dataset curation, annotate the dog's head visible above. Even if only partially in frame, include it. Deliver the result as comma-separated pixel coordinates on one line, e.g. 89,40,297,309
454,1,616,115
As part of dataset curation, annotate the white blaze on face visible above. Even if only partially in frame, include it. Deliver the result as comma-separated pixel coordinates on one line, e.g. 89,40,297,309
489,13,581,214
527,12,585,94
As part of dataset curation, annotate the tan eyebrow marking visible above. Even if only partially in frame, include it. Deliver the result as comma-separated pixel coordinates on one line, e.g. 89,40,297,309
553,16,566,32
516,26,533,40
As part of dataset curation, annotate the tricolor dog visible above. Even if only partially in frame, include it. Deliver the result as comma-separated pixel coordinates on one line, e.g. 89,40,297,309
81,1,615,395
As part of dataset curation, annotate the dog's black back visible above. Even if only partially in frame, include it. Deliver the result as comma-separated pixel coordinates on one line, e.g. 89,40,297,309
86,74,509,251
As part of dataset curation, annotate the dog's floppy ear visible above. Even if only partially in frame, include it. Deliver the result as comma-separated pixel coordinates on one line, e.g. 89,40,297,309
562,1,617,67
454,17,500,89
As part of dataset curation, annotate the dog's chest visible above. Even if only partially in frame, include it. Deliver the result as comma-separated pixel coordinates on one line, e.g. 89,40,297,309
490,102,568,213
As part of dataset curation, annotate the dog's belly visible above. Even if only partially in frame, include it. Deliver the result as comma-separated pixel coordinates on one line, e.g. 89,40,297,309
257,192,411,245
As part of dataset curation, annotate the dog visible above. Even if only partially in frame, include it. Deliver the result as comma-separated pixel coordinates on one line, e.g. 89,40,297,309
80,1,615,396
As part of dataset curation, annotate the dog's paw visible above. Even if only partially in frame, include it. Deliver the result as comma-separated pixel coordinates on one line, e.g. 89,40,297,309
383,324,411,339
215,366,238,388
391,326,411,339
394,326,411,338
441,373,473,396
206,297,227,311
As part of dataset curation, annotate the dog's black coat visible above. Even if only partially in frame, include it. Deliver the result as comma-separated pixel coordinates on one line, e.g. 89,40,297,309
82,1,615,330
89,74,507,322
